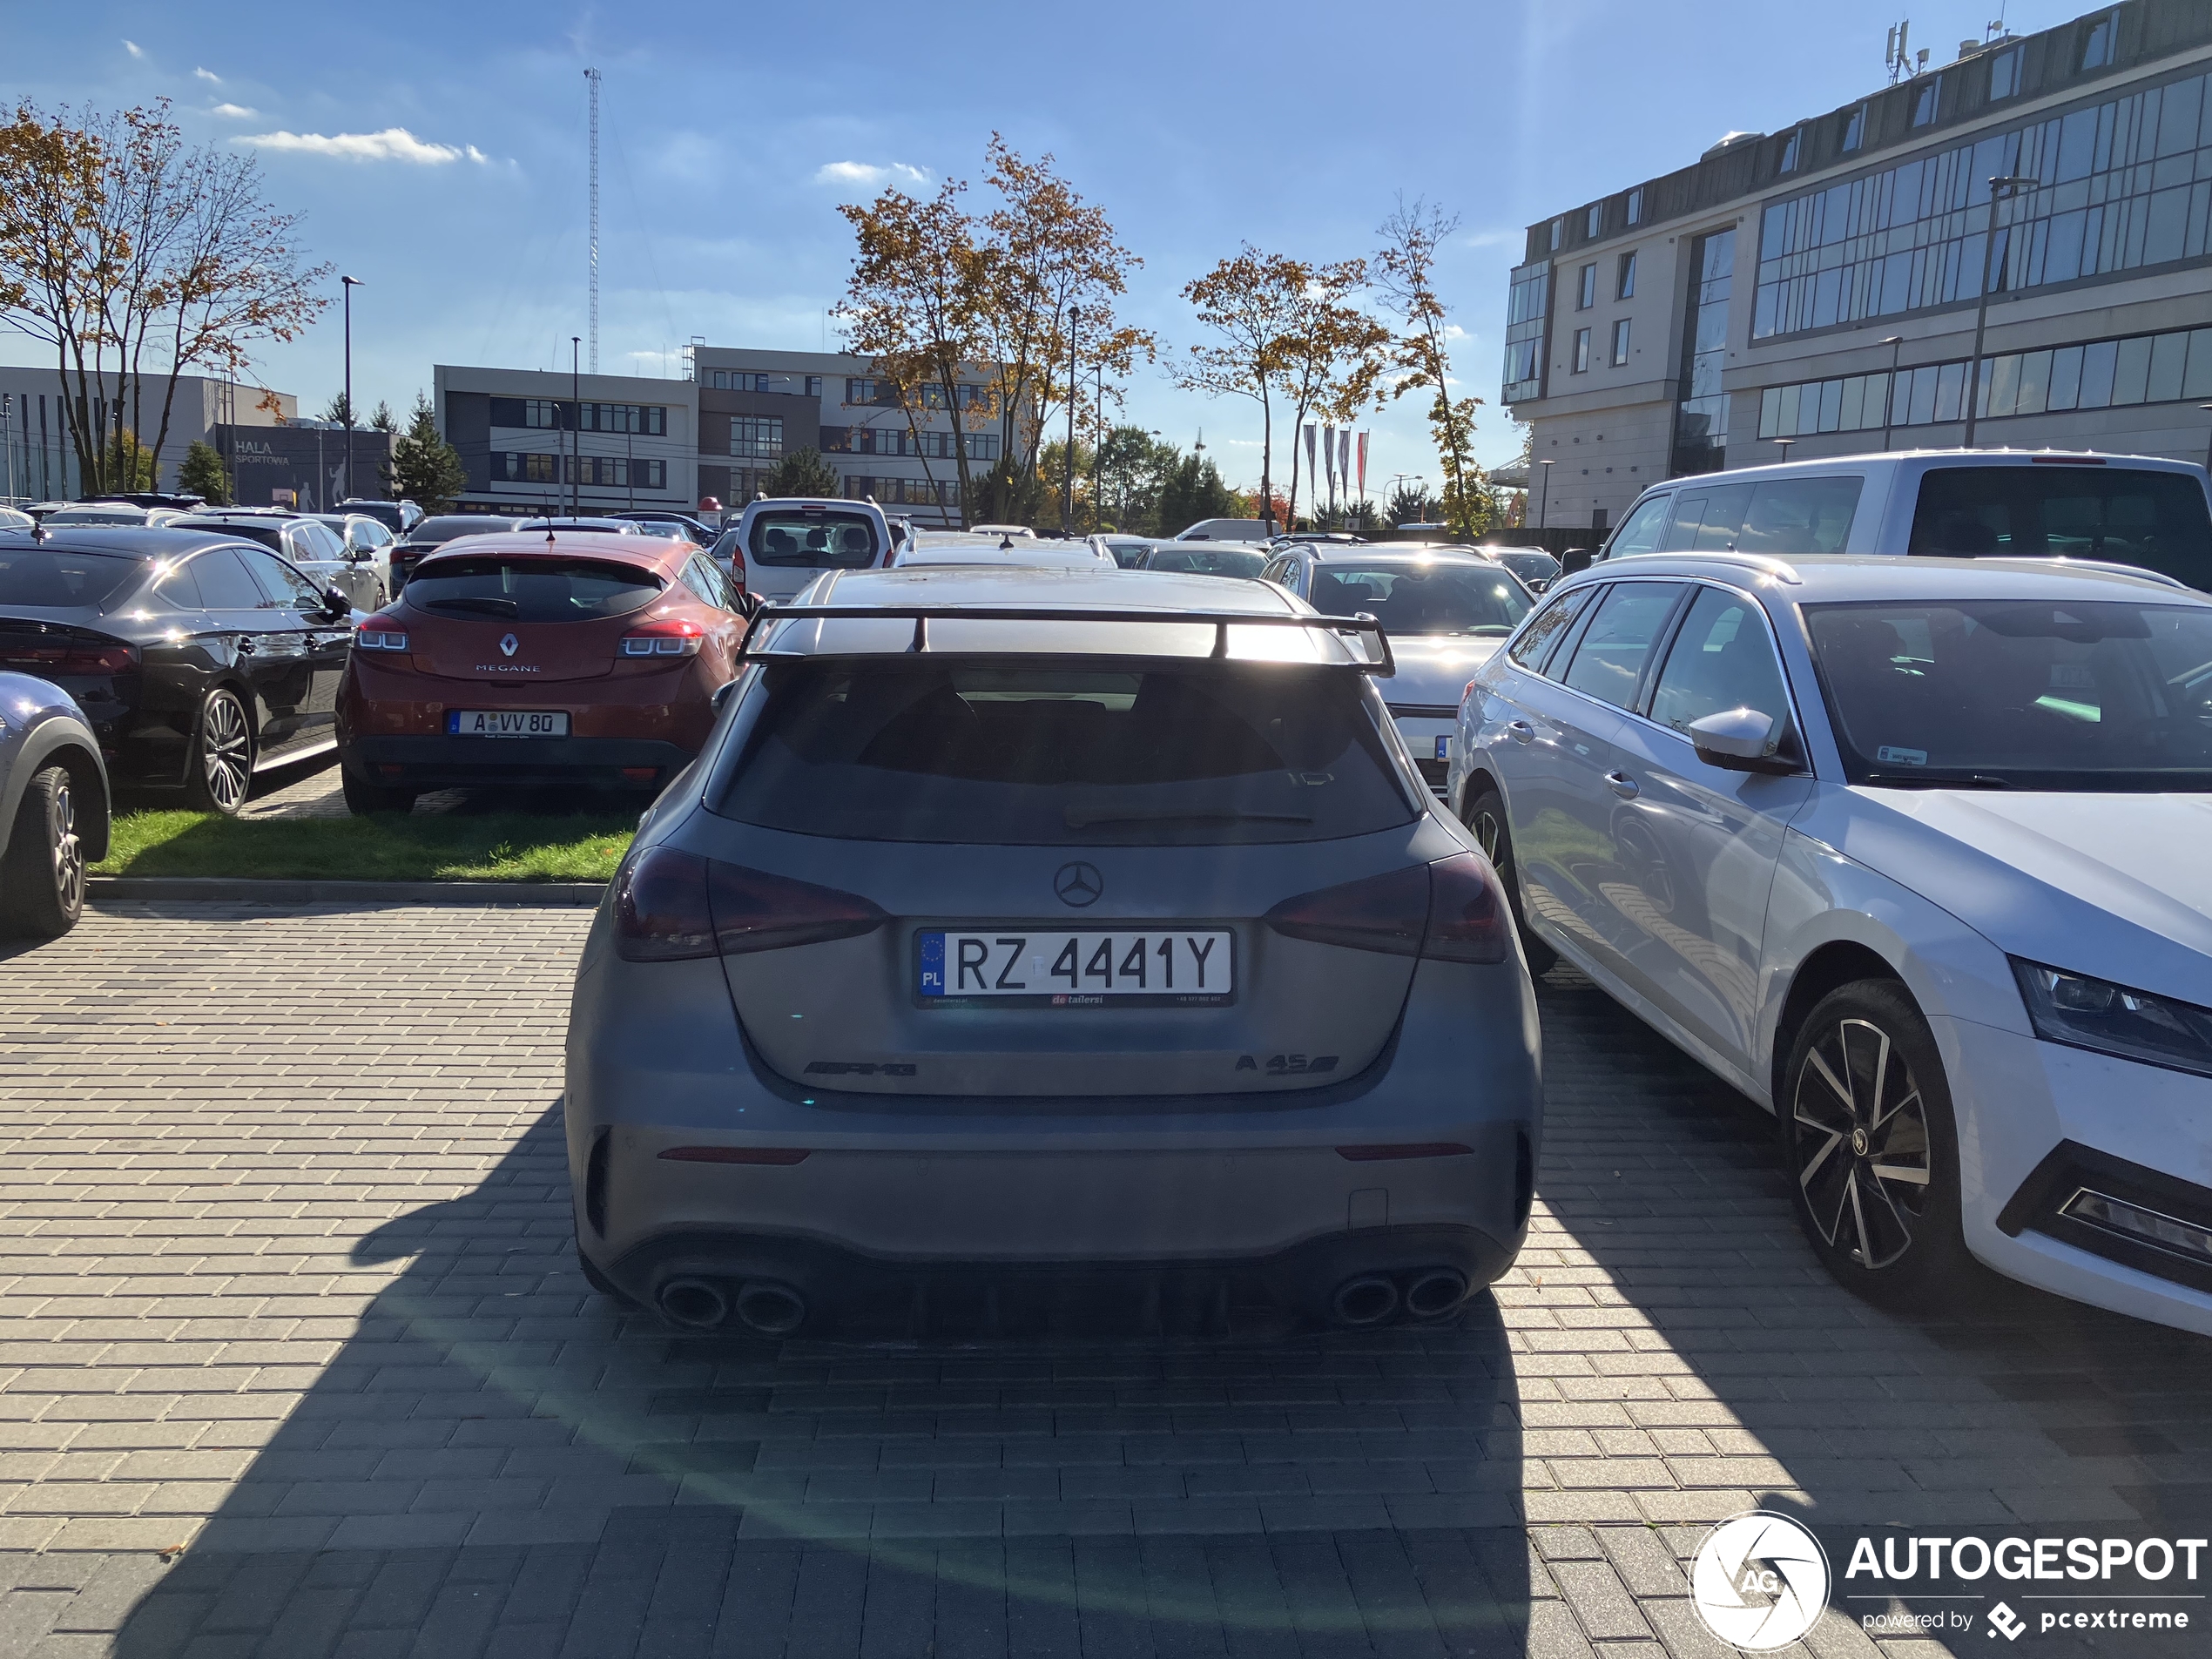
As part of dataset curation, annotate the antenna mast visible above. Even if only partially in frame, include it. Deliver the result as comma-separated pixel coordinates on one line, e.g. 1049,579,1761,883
584,68,602,375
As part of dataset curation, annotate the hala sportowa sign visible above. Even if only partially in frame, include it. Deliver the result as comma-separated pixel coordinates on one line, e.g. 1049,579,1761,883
1689,1510,2206,1651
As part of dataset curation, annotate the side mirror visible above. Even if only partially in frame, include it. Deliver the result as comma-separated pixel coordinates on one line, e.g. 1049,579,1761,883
1689,707,1796,773
1559,547,1595,577
323,589,353,617
711,678,742,712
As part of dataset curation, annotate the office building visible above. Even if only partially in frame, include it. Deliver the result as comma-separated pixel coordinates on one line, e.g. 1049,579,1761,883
1502,0,2212,536
435,364,699,518
0,368,295,502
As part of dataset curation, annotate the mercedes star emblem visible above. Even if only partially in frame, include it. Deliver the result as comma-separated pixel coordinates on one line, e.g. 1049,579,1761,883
499,632,520,658
1053,861,1103,907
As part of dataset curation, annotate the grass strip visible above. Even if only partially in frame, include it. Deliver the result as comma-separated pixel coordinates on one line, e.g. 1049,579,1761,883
91,809,637,883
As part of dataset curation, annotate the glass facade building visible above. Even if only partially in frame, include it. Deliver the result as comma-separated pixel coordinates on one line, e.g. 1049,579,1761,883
1671,231,1735,475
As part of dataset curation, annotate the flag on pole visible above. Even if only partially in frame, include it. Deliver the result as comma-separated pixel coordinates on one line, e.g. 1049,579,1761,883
1302,424,1318,485
1321,425,1337,505
1356,432,1369,497
1337,430,1353,503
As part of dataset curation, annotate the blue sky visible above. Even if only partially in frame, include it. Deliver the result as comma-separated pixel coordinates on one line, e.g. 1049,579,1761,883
3,0,2065,497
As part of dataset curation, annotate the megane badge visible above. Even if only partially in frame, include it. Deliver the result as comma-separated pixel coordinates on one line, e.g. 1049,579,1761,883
499,632,520,658
1054,861,1103,907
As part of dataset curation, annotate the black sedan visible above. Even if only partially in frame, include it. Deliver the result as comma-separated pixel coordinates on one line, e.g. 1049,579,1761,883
0,526,357,814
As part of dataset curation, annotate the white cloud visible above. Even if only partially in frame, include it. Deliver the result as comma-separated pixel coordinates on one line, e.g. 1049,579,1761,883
237,128,488,165
122,39,145,58
194,66,221,83
813,160,928,191
211,104,257,119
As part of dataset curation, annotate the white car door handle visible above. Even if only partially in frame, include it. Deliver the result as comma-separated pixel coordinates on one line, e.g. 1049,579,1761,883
1506,720,1535,744
1605,771,1640,799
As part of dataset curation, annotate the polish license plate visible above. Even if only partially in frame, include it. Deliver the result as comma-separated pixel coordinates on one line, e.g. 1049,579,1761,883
918,930,1235,1008
1434,734,1451,759
447,710,570,738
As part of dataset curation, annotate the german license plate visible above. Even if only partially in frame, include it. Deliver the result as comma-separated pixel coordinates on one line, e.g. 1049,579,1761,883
918,929,1234,1008
447,710,570,738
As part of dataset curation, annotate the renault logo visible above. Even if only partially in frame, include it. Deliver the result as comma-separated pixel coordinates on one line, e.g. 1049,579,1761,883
1054,861,1103,907
499,632,520,658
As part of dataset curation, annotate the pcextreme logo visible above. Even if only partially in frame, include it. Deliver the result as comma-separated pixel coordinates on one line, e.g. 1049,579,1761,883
1689,1511,1831,1651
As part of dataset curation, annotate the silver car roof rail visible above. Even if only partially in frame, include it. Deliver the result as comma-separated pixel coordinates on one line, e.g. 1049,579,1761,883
738,603,1396,676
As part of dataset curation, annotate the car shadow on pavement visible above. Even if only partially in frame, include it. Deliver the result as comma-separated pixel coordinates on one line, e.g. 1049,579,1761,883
1529,964,2212,1549
107,1100,1535,1656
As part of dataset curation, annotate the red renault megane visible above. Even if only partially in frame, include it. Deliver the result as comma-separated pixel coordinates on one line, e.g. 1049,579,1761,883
335,530,746,813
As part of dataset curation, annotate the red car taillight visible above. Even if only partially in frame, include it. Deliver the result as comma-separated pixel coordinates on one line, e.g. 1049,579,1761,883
0,636,138,674
620,617,704,658
1264,853,1508,966
614,846,889,962
354,612,409,653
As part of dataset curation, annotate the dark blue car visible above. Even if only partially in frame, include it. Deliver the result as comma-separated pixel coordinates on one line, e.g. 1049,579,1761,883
0,671,108,936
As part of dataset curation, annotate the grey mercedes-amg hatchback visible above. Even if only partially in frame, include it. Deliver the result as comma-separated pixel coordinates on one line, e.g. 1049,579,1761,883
565,564,1542,1336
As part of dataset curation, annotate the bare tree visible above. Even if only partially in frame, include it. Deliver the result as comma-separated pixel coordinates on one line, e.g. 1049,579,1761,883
1375,196,1484,536
0,99,328,496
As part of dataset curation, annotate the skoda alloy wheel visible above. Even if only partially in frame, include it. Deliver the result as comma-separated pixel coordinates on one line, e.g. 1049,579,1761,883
0,765,85,938
188,690,253,815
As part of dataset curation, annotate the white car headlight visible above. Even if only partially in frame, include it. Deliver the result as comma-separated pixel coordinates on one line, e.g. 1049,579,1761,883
2012,960,2212,1079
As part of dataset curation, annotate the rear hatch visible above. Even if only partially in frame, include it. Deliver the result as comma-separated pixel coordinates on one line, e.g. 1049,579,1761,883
673,657,1458,1096
738,505,884,601
401,551,669,683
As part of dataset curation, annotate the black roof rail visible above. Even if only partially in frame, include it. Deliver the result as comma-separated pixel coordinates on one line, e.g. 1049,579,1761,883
737,603,1395,676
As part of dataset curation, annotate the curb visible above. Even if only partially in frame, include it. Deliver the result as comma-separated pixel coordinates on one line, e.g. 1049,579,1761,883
88,877,606,907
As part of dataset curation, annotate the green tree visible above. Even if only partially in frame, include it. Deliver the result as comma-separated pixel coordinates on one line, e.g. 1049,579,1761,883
1095,425,1177,535
177,438,229,504
1155,454,1235,537
1387,482,1433,526
368,400,395,433
381,392,465,511
318,391,354,427
759,446,842,499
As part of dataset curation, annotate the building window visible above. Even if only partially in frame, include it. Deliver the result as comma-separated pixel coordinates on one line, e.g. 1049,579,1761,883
1911,73,1943,127
730,415,784,461
1672,227,1735,475
819,425,852,453
1778,127,1802,172
806,376,823,397
1611,319,1632,367
563,455,667,489
577,403,664,435
1841,101,1868,152
2080,10,2117,70
1616,250,1637,300
1501,261,1551,403
844,377,897,406
1626,188,1643,226
1988,44,2023,99
1577,263,1597,309
502,452,561,482
710,370,818,396
1585,204,1602,239
526,400,560,429
1572,327,1592,374
1548,218,1563,251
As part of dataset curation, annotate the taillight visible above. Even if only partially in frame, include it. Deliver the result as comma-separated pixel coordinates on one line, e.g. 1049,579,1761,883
613,846,888,962
620,617,704,658
1264,854,1508,966
0,636,138,674
354,613,408,651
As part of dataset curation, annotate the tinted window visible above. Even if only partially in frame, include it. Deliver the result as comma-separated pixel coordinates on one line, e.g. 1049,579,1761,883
681,556,733,610
1561,582,1686,709
1649,587,1794,745
1308,563,1529,636
1662,484,1754,551
1605,494,1672,558
0,546,146,610
1736,477,1863,555
710,664,1417,846
246,549,327,610
186,519,281,553
1808,598,2212,791
1494,551,1561,583
288,521,346,561
1507,586,1595,672
748,510,878,569
403,556,664,623
146,561,204,611
187,547,268,610
410,516,515,546
1142,547,1266,578
1907,466,2212,590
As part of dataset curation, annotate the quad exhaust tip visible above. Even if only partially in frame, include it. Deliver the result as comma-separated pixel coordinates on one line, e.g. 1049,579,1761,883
658,1278,729,1330
1331,1274,1400,1326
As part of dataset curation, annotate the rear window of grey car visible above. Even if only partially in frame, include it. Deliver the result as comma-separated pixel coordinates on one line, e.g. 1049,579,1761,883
1906,466,2212,590
404,556,664,622
0,546,146,610
710,662,1419,846
1662,476,1862,555
749,510,878,569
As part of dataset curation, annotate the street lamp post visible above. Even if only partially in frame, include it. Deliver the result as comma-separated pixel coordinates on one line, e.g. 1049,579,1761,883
340,276,361,502
1878,334,1904,451
1961,176,2039,449
1063,306,1078,534
570,336,582,517
1773,436,1797,462
1536,458,1555,531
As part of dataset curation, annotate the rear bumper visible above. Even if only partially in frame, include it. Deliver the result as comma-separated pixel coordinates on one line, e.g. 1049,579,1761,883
343,733,694,788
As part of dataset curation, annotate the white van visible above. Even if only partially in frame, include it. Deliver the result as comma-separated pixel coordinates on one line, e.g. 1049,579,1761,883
1595,448,2212,590
1174,517,1274,542
717,497,906,603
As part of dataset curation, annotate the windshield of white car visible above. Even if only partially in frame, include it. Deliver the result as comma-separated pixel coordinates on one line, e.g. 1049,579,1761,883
1308,562,1531,635
1807,598,2212,792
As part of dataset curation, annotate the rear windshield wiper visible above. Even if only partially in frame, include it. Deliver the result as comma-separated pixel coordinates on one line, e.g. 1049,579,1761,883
1062,807,1315,828
419,596,519,616
1858,769,2014,790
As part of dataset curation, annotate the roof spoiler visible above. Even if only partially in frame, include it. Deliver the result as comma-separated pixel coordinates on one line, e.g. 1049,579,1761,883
737,603,1395,676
